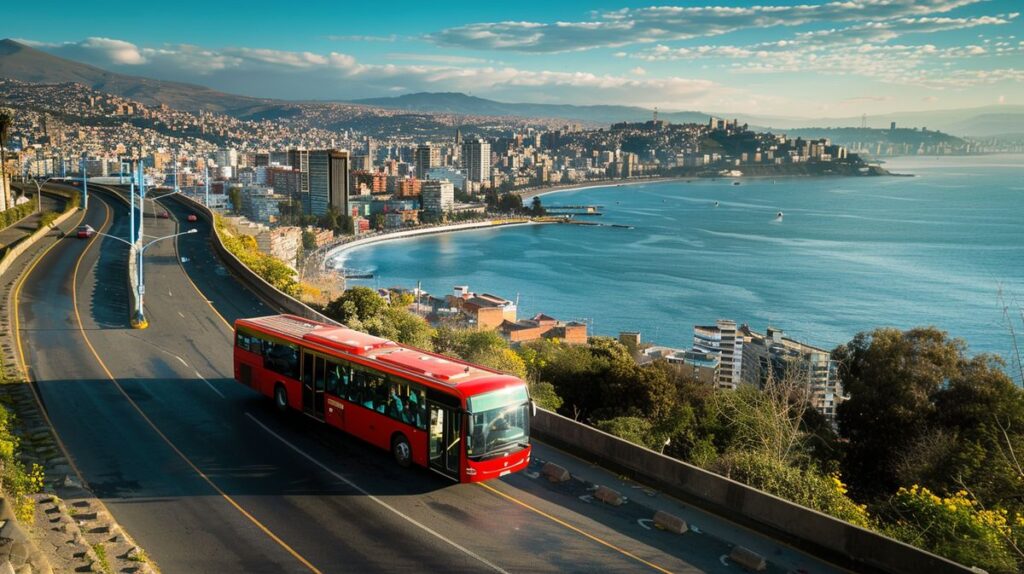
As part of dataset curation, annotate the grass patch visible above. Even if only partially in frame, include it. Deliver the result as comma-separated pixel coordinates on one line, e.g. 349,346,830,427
92,543,112,573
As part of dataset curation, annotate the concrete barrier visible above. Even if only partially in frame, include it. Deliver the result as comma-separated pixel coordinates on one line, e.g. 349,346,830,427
594,485,624,506
167,194,338,326
85,185,144,328
541,462,571,482
530,408,974,574
653,510,687,534
0,199,80,279
729,546,767,571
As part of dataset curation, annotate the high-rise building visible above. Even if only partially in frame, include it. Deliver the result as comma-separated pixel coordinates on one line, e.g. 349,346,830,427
214,148,238,169
420,179,454,216
461,139,491,184
287,149,310,212
693,320,743,389
739,325,844,421
414,143,441,180
308,149,350,217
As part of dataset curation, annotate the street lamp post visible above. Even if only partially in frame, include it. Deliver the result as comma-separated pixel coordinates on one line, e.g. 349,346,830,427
92,227,198,327
27,176,52,215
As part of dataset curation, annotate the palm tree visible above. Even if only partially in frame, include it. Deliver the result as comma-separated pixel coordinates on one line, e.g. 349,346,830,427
0,107,12,210
0,108,12,211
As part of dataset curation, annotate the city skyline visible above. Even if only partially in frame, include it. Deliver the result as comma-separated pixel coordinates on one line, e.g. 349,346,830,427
5,0,1021,117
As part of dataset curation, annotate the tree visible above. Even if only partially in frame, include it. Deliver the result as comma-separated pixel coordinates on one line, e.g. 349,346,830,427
321,287,435,348
0,108,12,210
373,213,386,230
227,186,242,215
835,327,964,499
301,229,318,251
323,286,387,327
530,196,546,216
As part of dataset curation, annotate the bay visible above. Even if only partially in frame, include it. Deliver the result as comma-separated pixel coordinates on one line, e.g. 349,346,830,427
338,154,1024,358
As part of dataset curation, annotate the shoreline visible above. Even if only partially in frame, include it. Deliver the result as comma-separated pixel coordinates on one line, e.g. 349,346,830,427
324,218,541,268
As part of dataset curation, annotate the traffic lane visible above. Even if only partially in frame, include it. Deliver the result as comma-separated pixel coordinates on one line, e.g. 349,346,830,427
159,195,272,322
81,206,503,573
22,194,315,574
0,191,64,249
528,444,846,574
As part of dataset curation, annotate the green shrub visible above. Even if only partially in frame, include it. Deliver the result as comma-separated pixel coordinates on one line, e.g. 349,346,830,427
0,405,45,522
38,210,58,229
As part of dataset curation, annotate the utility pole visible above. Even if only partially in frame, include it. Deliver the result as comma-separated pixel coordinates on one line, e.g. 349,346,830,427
129,160,136,246
204,164,210,207
80,159,88,210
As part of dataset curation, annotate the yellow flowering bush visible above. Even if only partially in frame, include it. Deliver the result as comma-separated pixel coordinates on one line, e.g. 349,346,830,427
882,485,1021,573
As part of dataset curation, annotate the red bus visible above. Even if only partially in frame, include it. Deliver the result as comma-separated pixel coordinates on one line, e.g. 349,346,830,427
233,314,534,482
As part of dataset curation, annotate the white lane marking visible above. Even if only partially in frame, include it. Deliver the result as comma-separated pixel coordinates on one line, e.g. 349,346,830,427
578,495,594,504
178,311,185,318
719,555,731,567
524,471,540,480
245,413,509,574
637,519,653,530
175,355,188,367
195,371,225,398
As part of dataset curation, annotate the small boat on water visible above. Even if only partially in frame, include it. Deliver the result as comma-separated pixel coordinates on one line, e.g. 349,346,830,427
775,211,784,221
714,201,720,207
732,181,741,186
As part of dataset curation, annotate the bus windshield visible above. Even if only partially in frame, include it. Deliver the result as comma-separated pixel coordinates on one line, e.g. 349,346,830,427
466,386,530,459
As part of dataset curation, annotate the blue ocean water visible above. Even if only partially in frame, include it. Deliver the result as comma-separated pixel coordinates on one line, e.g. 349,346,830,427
339,155,1024,357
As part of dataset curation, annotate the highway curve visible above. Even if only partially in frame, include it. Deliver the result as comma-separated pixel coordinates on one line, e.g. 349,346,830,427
15,189,843,573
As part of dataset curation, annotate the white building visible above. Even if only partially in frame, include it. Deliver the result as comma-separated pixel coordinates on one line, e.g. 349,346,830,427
421,179,455,216
693,319,743,389
461,139,491,183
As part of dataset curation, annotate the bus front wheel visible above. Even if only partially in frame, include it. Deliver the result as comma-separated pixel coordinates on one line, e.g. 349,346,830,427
274,384,288,412
392,434,412,468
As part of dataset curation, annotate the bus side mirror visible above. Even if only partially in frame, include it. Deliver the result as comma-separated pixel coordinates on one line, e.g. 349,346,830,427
530,399,537,417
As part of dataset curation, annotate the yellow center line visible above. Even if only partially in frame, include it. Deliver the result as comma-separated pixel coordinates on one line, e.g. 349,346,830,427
478,482,675,574
12,206,91,486
59,197,322,574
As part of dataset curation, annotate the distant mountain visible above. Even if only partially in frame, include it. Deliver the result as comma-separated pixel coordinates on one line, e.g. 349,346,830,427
0,38,267,114
750,106,1024,137
350,92,713,125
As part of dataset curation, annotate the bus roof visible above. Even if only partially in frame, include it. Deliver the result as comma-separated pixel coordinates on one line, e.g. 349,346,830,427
236,314,525,398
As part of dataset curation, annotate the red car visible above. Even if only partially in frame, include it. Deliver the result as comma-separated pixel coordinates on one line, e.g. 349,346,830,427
76,225,95,239
187,214,198,222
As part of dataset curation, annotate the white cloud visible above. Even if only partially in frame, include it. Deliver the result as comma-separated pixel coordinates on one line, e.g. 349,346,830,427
27,37,731,108
429,0,984,52
24,37,147,65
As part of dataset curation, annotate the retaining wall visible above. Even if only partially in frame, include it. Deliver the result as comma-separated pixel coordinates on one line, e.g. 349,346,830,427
0,198,80,279
168,194,338,326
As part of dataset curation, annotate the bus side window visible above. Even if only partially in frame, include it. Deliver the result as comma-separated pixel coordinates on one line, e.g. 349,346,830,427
249,336,263,356
325,359,345,396
264,340,299,380
409,386,427,430
236,331,250,352
350,366,368,406
386,378,410,425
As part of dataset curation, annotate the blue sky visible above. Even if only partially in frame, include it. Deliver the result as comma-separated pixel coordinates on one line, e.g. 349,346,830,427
6,0,1022,116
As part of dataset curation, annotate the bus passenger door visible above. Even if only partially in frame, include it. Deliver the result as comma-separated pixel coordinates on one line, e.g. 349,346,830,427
428,403,460,481
302,352,315,417
302,353,326,420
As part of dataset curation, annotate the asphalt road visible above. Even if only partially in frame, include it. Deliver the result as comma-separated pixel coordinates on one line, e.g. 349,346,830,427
0,188,65,250
16,188,844,573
